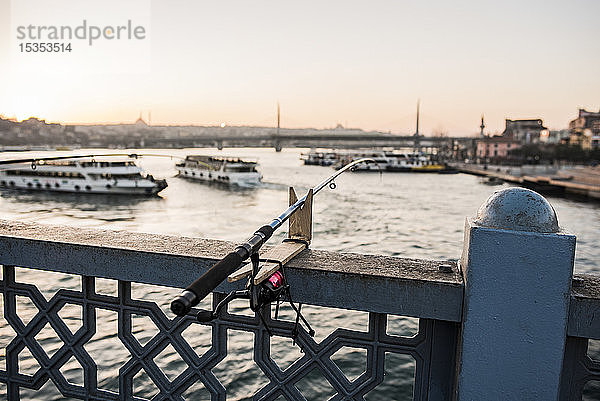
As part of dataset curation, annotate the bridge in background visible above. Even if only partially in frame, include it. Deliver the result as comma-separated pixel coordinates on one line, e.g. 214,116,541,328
147,133,476,153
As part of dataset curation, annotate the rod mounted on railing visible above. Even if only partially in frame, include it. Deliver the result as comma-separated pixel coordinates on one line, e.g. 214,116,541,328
170,158,378,337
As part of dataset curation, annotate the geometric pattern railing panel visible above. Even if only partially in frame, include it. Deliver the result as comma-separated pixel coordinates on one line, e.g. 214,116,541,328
0,265,456,400
560,336,600,401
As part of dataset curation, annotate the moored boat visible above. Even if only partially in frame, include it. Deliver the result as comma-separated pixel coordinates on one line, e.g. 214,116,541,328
176,155,261,186
0,157,167,195
301,150,339,166
335,151,446,172
338,151,390,171
482,176,505,185
388,153,445,172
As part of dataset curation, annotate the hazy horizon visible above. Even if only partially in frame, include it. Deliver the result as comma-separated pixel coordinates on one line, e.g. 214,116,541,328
0,0,598,136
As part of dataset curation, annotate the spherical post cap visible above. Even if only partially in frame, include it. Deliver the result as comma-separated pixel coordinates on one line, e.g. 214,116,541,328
474,187,559,233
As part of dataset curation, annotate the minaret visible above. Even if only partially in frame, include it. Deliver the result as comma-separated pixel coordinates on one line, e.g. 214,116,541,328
480,115,485,137
415,99,420,137
277,102,280,137
413,99,421,153
274,102,282,152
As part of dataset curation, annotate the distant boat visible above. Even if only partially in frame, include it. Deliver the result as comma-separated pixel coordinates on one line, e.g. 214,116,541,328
335,151,446,173
437,166,459,174
0,157,167,195
301,150,339,166
176,155,261,186
387,152,445,173
482,176,504,186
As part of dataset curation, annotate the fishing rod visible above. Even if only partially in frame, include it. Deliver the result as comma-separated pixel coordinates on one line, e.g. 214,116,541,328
0,152,219,173
0,153,184,166
170,157,378,323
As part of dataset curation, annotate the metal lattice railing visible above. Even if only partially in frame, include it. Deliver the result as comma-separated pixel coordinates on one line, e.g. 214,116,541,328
0,264,458,400
1,220,599,400
560,337,600,400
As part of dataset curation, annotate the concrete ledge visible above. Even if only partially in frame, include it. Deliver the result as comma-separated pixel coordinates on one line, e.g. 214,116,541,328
2,219,598,330
0,220,464,321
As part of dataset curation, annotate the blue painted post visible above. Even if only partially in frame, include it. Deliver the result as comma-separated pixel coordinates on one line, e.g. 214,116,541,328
456,188,576,400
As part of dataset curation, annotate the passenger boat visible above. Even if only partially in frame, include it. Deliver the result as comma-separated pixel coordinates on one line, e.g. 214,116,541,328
387,153,445,172
301,150,339,166
0,157,167,195
176,155,262,186
340,151,391,171
336,101,444,172
336,151,446,172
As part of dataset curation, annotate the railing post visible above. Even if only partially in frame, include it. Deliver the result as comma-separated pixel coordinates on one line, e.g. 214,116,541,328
456,188,576,400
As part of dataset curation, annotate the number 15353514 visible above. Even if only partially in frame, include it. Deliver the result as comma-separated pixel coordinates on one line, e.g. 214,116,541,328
19,43,72,53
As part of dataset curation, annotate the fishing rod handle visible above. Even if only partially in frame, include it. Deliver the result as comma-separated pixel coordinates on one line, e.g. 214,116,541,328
170,250,243,316
170,225,274,316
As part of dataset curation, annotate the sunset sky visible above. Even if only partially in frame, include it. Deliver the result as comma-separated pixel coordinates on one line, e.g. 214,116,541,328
0,0,598,136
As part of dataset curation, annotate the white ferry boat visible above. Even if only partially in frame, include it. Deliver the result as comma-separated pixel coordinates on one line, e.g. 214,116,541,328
0,158,167,195
336,151,445,172
300,150,339,166
337,151,390,171
387,152,445,172
176,155,261,186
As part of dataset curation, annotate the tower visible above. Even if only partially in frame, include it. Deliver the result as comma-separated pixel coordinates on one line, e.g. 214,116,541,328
412,100,422,153
274,102,282,152
415,99,420,137
480,115,485,137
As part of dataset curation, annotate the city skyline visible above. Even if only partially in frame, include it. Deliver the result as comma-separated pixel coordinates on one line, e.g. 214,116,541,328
0,0,598,136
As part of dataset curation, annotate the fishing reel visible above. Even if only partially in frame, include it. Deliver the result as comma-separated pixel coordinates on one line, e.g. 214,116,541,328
250,267,286,312
195,255,284,322
195,252,314,341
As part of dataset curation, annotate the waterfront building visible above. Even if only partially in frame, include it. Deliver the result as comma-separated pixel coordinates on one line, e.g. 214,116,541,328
568,108,600,150
502,119,548,144
476,135,521,160
540,129,570,144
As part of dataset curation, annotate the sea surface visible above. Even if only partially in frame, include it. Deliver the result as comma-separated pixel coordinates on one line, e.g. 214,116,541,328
0,148,599,400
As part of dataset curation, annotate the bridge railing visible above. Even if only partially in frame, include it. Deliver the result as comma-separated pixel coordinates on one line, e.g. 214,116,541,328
0,188,599,400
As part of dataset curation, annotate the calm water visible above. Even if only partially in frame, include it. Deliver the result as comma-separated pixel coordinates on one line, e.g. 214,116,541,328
0,148,599,400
